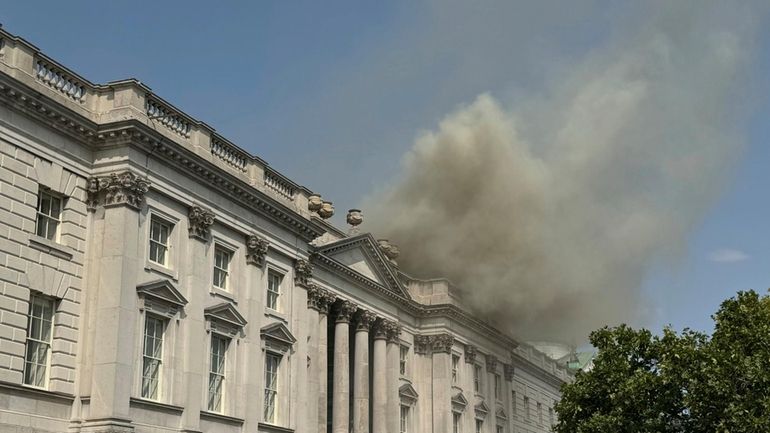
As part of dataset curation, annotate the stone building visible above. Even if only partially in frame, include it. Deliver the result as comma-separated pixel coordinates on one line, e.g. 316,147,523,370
0,28,569,433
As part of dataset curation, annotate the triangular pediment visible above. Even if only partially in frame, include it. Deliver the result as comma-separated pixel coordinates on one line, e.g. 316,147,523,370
137,279,188,307
204,302,247,328
475,400,490,417
495,408,507,420
260,322,297,346
314,233,410,299
399,383,419,404
451,391,469,408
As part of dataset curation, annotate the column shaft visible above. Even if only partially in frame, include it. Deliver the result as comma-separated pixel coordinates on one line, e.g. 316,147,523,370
353,321,372,433
307,307,321,431
385,326,401,433
332,301,356,433
372,337,387,433
318,312,329,433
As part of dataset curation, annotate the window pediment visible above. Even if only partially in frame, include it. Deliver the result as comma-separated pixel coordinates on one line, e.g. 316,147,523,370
399,383,419,406
136,280,187,308
260,322,297,353
475,400,490,419
495,408,507,421
452,391,469,412
204,302,247,336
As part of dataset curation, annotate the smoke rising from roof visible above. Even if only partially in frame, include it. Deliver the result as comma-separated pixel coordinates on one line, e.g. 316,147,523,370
363,1,764,342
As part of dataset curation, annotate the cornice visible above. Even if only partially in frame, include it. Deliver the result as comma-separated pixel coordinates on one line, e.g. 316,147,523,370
510,351,568,389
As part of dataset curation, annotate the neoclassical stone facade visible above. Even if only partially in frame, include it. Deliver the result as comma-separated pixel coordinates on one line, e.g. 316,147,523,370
0,28,569,433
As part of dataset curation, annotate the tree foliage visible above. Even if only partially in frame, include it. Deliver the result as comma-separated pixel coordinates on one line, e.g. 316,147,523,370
555,290,770,433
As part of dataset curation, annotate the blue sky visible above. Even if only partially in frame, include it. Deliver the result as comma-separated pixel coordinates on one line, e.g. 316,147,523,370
3,1,768,340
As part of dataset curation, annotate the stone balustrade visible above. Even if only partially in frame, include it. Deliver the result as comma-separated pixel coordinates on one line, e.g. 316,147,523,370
211,136,248,172
264,169,296,200
146,97,192,138
34,58,86,102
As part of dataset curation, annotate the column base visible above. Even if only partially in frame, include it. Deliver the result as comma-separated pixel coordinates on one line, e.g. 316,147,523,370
80,418,134,433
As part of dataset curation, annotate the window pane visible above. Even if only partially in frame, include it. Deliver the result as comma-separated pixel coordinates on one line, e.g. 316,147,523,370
24,295,53,387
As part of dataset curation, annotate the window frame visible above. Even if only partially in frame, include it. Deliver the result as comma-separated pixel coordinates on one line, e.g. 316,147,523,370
524,395,531,421
453,412,462,433
148,216,172,268
263,351,281,424
452,353,460,384
399,345,409,376
494,373,502,401
266,270,283,311
141,314,166,401
212,245,233,291
475,418,483,433
207,334,229,413
473,363,483,393
35,189,63,242
23,293,55,389
400,404,410,433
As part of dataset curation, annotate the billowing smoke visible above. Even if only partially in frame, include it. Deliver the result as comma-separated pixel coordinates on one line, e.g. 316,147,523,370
362,1,764,342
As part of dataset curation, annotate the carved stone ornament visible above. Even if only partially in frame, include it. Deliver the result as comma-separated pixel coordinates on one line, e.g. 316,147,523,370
308,194,323,213
373,319,389,340
431,333,455,354
86,171,150,211
504,363,515,381
245,234,269,266
464,344,477,364
317,290,336,315
355,309,376,331
346,209,363,235
188,205,215,241
385,321,401,344
318,201,334,219
377,239,400,268
294,258,313,288
486,354,499,373
414,335,432,355
334,300,357,323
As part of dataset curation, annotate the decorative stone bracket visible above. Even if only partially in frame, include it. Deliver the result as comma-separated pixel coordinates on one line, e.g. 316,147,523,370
86,171,150,211
486,354,499,373
245,234,269,267
415,333,454,355
503,363,515,381
464,344,477,364
188,205,215,241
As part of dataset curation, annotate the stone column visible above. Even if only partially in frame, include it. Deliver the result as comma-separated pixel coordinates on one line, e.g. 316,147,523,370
318,292,334,433
333,300,357,433
431,334,455,433
353,310,375,433
385,323,401,433
371,320,389,433
83,172,149,433
306,286,322,432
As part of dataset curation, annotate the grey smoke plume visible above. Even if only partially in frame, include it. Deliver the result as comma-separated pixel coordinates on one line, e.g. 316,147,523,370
363,1,764,342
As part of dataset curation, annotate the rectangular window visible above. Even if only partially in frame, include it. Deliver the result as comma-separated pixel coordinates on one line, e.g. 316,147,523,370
400,405,409,433
208,335,229,412
213,247,231,290
452,354,460,384
453,412,461,433
473,364,482,393
141,315,164,400
512,391,517,416
266,271,282,311
24,294,54,387
549,407,554,426
399,345,408,376
524,396,530,421
494,373,502,400
149,217,171,266
496,426,504,433
537,401,543,424
475,419,483,433
35,190,61,241
264,353,280,423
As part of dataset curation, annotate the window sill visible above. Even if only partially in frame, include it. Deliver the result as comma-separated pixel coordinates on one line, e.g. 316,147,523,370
264,309,287,324
129,397,184,414
144,261,178,281
257,422,295,433
0,381,74,402
210,287,237,304
29,235,74,260
200,410,244,425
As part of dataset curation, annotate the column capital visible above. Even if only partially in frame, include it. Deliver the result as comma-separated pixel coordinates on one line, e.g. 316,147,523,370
86,171,150,212
486,354,499,373
372,319,389,340
294,258,313,288
334,300,357,323
464,344,477,364
431,333,454,355
188,204,215,241
414,335,431,355
317,290,335,315
354,309,376,332
245,234,269,267
384,320,401,344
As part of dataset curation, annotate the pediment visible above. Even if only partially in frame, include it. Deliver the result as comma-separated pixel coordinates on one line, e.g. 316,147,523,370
260,322,297,346
137,279,188,307
399,383,419,404
451,391,469,408
495,408,507,420
204,302,247,328
475,400,490,417
314,233,410,299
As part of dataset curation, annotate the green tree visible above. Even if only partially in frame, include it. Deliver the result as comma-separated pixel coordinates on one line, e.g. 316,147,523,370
555,290,770,433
